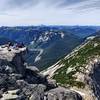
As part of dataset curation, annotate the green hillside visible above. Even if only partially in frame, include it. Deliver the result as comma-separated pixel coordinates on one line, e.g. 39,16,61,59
53,36,100,88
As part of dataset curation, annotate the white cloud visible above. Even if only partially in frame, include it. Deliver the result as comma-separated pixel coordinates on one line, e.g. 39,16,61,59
0,0,100,26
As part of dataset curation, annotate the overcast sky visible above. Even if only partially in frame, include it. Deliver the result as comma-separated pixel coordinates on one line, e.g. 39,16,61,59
0,0,100,26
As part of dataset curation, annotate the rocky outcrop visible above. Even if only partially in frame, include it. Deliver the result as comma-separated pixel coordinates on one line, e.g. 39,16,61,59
0,46,26,75
88,58,100,100
45,87,82,100
0,45,82,100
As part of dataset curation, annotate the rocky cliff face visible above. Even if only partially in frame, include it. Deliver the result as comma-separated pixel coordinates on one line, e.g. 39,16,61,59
0,45,82,100
89,58,100,100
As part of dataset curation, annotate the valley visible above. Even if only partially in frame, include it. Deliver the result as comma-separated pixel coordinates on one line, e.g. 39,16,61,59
29,48,44,62
0,26,99,70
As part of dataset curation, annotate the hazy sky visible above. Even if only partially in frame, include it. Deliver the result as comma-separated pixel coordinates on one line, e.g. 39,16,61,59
0,0,100,26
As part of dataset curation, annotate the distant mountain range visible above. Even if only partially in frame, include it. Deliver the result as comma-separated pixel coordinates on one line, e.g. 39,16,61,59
0,26,100,70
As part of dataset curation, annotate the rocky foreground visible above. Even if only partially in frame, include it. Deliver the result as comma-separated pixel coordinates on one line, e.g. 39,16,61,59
0,45,82,100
